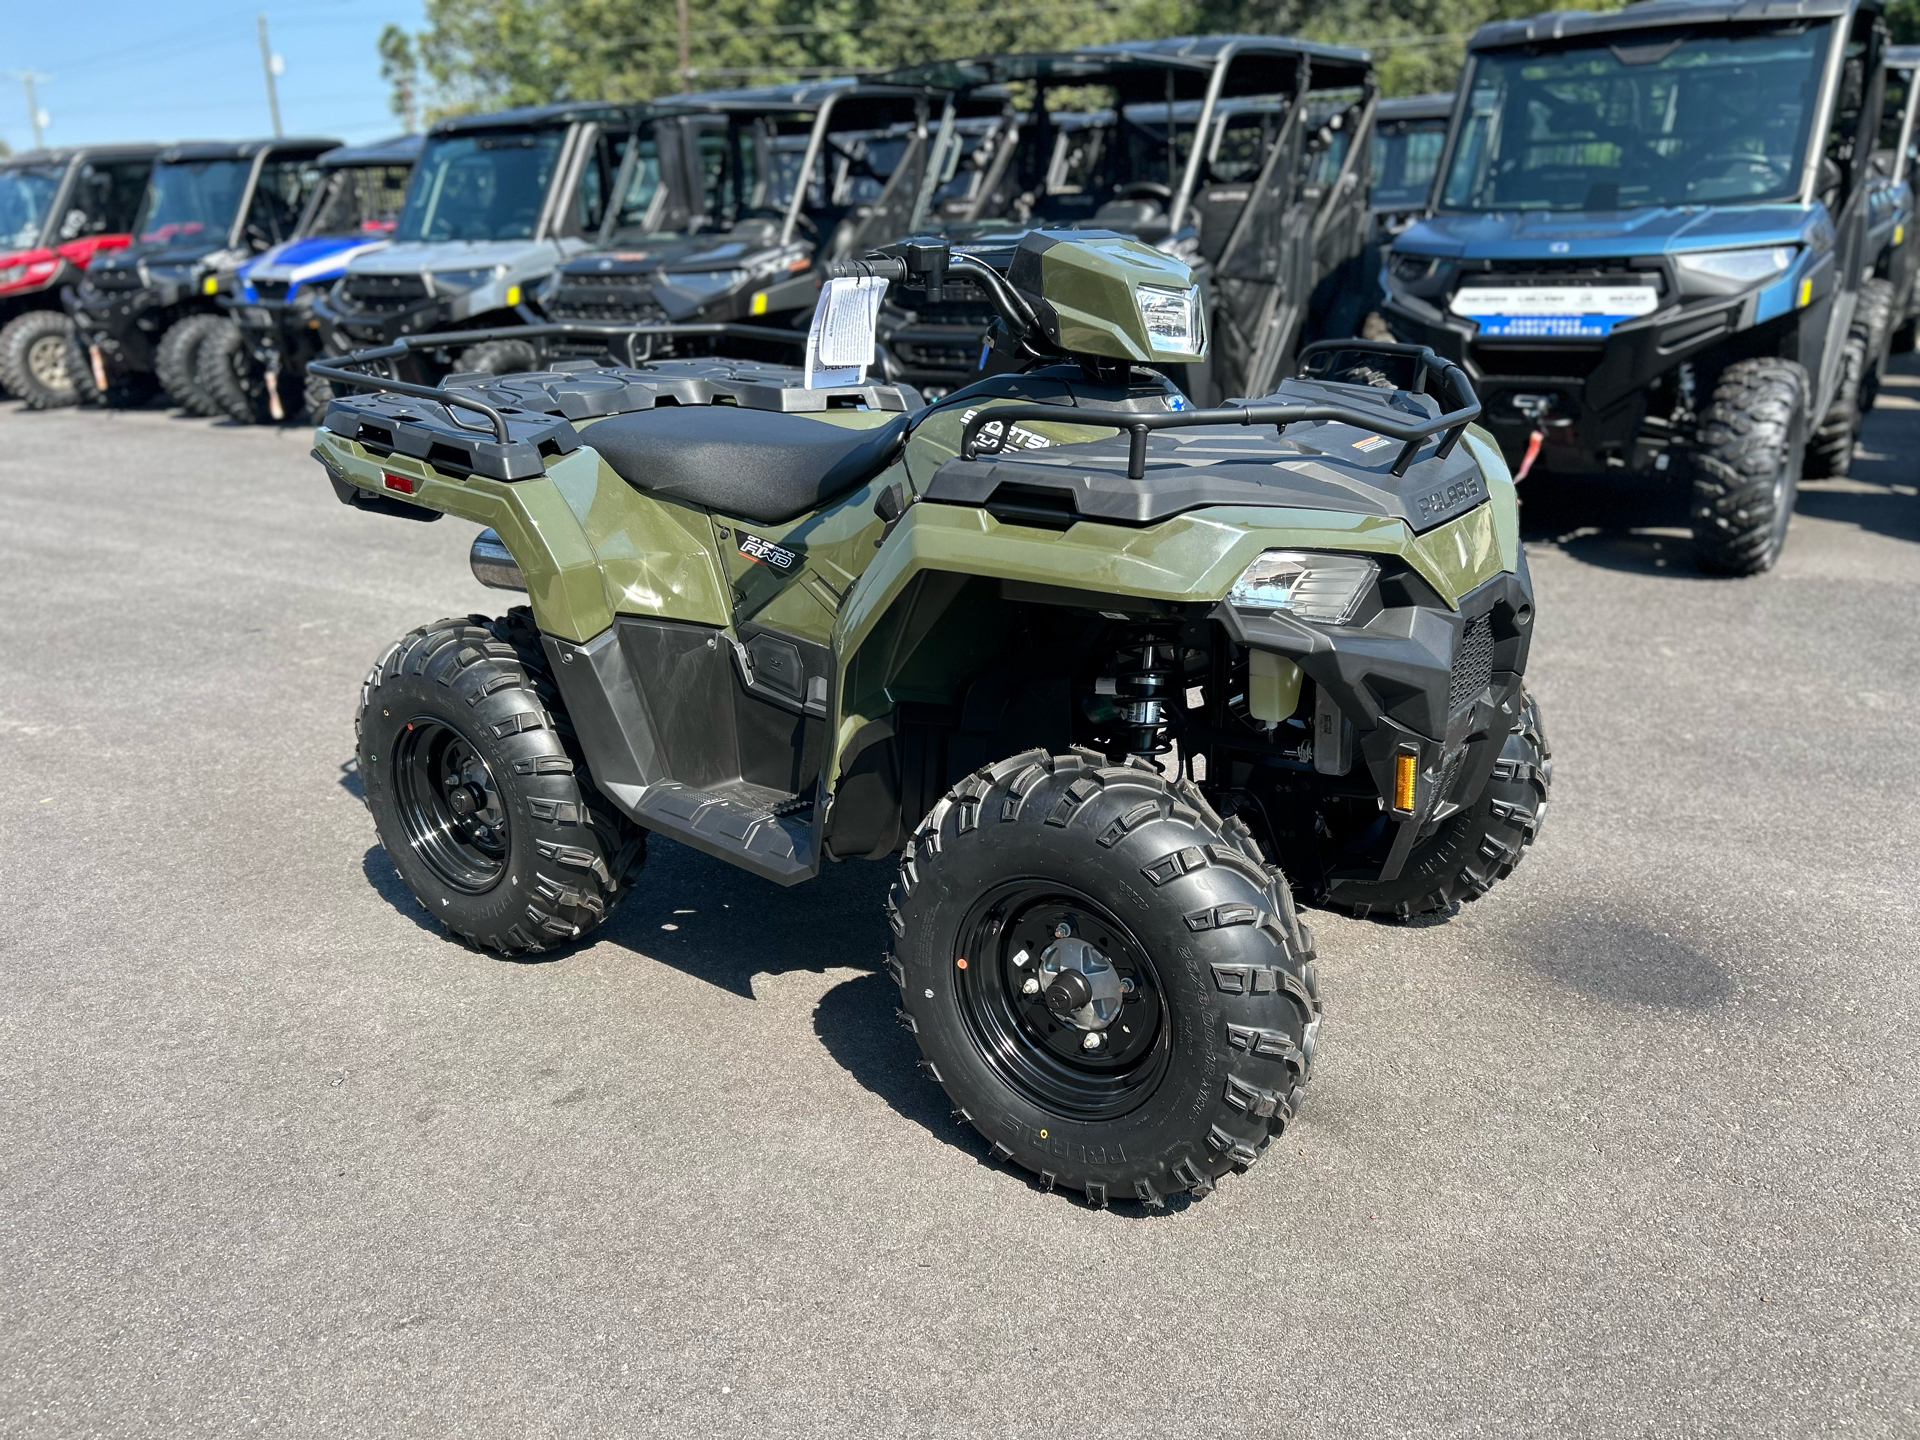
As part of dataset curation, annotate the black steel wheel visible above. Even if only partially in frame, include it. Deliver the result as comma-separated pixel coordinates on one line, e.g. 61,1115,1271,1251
357,610,643,953
953,884,1170,1123
889,749,1321,1207
392,717,511,893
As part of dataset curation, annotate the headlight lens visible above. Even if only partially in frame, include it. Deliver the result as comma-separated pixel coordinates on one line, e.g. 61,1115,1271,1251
431,267,503,295
1390,252,1439,283
658,268,749,301
1674,246,1795,294
1137,284,1203,353
1227,551,1378,625
0,263,26,287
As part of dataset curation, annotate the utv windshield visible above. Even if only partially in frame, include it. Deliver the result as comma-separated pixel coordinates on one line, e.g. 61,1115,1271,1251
136,158,252,244
0,165,62,249
1372,116,1448,209
304,164,412,237
396,129,564,242
1440,26,1829,212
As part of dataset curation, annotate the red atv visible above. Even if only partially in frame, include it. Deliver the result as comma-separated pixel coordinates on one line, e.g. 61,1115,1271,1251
0,144,159,409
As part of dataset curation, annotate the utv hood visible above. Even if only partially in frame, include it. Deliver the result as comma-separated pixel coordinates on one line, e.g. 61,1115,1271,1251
1396,205,1824,261
344,238,569,276
248,235,390,289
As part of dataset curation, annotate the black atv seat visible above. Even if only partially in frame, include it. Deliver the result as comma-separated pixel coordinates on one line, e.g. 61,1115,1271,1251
583,405,911,525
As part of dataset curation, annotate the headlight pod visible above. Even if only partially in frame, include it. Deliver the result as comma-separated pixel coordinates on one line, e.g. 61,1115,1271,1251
1137,284,1203,354
1227,550,1378,625
1673,245,1796,297
658,268,749,301
430,266,504,296
1390,252,1439,283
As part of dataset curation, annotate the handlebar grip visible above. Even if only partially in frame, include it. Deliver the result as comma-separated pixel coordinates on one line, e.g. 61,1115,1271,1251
825,256,907,281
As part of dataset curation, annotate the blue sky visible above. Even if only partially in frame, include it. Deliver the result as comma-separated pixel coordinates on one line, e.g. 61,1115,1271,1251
2,0,428,153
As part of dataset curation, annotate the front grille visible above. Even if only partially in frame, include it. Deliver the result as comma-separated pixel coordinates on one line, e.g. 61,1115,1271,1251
546,277,668,325
1469,256,1663,289
341,273,429,313
252,280,290,303
1448,614,1494,713
88,268,146,292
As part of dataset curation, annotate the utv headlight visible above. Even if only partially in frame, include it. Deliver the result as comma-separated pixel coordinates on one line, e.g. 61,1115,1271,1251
430,266,503,295
1674,246,1795,296
1137,284,1202,353
658,268,749,301
1227,550,1378,625
1390,252,1439,283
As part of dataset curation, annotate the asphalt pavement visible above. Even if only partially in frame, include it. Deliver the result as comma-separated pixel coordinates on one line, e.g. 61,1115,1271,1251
2,365,1915,1438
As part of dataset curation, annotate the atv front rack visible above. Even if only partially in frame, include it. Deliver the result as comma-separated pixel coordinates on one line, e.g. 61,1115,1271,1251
306,321,812,443
957,340,1481,480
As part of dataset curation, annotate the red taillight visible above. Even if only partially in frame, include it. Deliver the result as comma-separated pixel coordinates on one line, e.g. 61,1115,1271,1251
382,471,417,495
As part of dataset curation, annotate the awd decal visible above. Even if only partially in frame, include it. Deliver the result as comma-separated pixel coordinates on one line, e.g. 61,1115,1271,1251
738,533,799,571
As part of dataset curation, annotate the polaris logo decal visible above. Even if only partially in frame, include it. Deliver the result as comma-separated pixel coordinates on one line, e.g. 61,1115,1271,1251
1415,472,1485,520
739,534,799,571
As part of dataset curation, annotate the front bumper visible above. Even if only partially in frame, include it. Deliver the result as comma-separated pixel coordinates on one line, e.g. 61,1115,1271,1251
312,290,452,348
1214,559,1535,878
66,280,186,373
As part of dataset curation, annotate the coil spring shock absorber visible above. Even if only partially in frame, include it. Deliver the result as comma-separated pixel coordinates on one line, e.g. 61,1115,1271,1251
1113,623,1181,757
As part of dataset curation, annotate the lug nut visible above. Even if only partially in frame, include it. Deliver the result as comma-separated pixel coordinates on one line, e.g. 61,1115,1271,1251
1082,1032,1103,1051
1120,976,1136,995
1021,977,1040,996
1053,921,1073,938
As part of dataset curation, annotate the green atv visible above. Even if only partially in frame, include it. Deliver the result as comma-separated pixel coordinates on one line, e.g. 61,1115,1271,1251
313,229,1549,1205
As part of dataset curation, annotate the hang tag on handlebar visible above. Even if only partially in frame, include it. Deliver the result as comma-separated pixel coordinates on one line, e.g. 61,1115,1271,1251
804,275,887,388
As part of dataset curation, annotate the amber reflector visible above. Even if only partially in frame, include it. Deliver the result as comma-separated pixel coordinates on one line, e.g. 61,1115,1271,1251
1393,752,1418,813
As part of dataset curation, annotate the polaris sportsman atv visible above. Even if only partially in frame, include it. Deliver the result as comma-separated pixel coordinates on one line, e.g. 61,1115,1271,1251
200,134,420,425
65,137,338,411
313,103,644,381
1382,0,1892,574
533,80,944,364
875,37,1378,403
311,228,1548,1206
0,143,157,409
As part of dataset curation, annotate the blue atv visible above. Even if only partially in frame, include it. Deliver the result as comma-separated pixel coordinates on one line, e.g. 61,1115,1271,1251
1381,0,1893,574
199,135,421,424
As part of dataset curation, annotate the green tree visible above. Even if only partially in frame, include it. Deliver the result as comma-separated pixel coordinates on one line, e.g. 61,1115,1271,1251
379,24,421,132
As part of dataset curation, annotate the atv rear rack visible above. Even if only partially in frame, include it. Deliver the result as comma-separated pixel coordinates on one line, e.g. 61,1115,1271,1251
957,340,1481,479
306,321,811,443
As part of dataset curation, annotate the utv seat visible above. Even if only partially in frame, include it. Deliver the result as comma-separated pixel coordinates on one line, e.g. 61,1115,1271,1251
583,405,911,525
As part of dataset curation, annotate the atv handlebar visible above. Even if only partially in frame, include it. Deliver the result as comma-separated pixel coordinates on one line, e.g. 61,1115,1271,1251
958,341,1482,481
829,244,1044,348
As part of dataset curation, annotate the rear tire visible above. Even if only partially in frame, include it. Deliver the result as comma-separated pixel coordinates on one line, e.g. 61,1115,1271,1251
63,333,158,408
1856,277,1896,416
1323,693,1551,920
888,749,1322,1206
1688,356,1807,573
0,309,81,409
452,338,540,376
356,610,644,955
195,318,273,424
303,367,335,422
154,313,226,415
1806,333,1864,479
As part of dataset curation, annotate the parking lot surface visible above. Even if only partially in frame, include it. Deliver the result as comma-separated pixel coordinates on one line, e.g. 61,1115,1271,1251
2,370,1915,1439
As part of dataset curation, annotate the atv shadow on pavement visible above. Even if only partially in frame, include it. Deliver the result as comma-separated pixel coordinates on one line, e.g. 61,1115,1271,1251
1518,470,1710,578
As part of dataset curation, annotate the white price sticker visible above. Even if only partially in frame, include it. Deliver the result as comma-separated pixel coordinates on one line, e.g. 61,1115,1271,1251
804,275,888,387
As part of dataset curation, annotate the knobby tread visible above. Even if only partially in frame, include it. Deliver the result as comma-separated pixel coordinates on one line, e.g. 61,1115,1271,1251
195,317,275,425
0,309,80,409
356,608,643,955
1686,356,1808,574
154,313,227,415
1806,336,1863,481
887,750,1320,1207
1856,277,1896,416
453,338,541,377
1326,691,1552,922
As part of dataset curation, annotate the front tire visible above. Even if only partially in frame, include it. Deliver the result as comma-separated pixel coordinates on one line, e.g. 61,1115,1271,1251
357,611,643,954
0,309,81,409
1688,356,1808,573
154,313,226,415
1323,693,1551,920
1806,334,1864,480
195,317,273,423
453,338,540,376
888,750,1322,1206
1856,277,1896,416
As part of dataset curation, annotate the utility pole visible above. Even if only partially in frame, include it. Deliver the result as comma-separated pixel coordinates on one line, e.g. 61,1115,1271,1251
257,13,283,137
677,0,690,92
17,72,50,149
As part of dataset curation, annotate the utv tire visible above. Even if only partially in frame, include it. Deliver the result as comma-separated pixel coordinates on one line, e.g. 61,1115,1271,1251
1806,333,1865,479
195,318,274,424
62,333,158,409
1324,693,1550,920
356,611,644,955
303,368,336,422
888,749,1322,1206
1856,277,1896,415
1688,356,1808,573
154,314,226,415
453,338,540,376
0,309,81,408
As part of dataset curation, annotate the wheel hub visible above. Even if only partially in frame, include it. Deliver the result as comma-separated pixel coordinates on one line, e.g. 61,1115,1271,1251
393,719,509,892
1037,936,1124,1030
27,333,69,389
